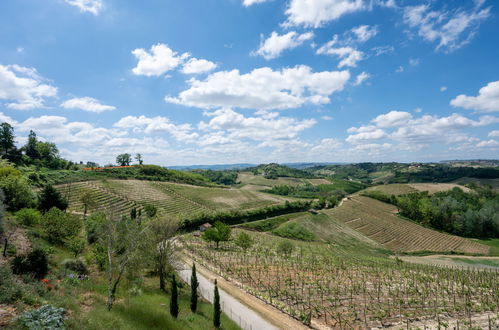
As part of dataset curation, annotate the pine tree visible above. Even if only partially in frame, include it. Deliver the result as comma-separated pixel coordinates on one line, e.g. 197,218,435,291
170,274,179,318
213,279,221,328
190,263,199,312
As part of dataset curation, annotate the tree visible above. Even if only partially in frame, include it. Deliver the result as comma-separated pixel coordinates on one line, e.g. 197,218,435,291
39,185,68,213
144,204,157,218
41,208,82,245
24,130,40,160
202,221,231,249
67,237,86,257
277,240,294,257
190,263,199,312
36,141,59,167
170,274,179,318
0,123,21,164
213,279,221,328
79,190,97,220
234,231,253,251
0,175,36,211
116,153,132,166
146,216,178,291
135,153,143,165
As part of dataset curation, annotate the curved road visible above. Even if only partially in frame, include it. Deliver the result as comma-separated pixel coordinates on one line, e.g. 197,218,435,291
178,261,278,330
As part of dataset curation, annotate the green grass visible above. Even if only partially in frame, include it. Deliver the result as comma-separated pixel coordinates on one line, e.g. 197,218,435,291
475,238,499,256
448,257,499,268
72,287,240,330
240,212,306,231
271,221,316,241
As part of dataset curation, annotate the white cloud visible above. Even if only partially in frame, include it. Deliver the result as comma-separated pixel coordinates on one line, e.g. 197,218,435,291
131,43,189,77
0,64,57,110
440,86,447,92
114,115,199,142
166,65,350,110
316,35,364,68
321,115,333,120
61,97,116,113
395,66,404,73
181,58,217,74
346,128,387,143
409,58,420,66
284,0,365,28
351,25,378,43
64,0,103,15
450,80,499,113
489,130,499,137
353,72,370,86
372,110,412,127
253,31,313,60
403,2,490,52
476,139,499,148
243,0,270,6
371,45,394,56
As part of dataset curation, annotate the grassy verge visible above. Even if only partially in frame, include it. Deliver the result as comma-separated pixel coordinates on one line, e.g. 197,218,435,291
475,238,499,256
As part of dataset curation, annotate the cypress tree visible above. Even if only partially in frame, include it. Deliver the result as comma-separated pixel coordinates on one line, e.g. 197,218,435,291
170,274,179,318
190,263,199,312
213,279,221,328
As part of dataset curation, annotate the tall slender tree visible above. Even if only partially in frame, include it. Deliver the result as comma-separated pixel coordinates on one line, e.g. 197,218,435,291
213,279,221,328
190,263,199,312
135,153,143,165
170,274,179,318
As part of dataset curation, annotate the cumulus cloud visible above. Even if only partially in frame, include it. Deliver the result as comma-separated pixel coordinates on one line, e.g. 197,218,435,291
253,31,313,60
131,43,190,77
316,36,363,68
284,0,365,28
351,25,378,43
450,80,499,113
353,72,370,86
476,139,499,148
0,64,57,110
403,1,490,52
166,65,350,110
242,0,270,6
61,97,116,113
64,0,103,15
489,130,499,137
181,58,217,74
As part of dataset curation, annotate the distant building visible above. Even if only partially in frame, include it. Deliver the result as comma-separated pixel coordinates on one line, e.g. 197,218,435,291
199,223,212,232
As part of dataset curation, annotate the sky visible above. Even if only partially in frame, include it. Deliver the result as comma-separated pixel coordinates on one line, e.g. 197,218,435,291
0,0,498,166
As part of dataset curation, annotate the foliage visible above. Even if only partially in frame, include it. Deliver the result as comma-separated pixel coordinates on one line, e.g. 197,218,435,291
240,214,293,232
11,248,49,280
41,207,82,245
0,175,36,211
192,169,238,185
266,181,364,199
276,240,294,256
144,204,158,218
202,221,231,249
0,265,24,303
213,279,221,328
61,258,89,275
271,222,316,241
79,189,98,218
190,264,199,313
248,163,315,179
170,274,179,318
39,184,68,213
116,153,132,166
181,200,311,230
16,208,41,226
0,122,22,164
86,212,106,244
66,236,86,257
234,231,253,250
135,153,143,165
18,305,66,330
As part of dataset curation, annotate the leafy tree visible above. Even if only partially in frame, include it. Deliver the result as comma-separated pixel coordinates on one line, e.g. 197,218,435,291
202,221,231,249
144,204,157,218
213,279,221,328
16,208,41,226
170,274,179,318
276,240,294,257
79,190,97,220
24,130,40,160
41,208,82,245
11,248,48,280
0,123,21,164
190,263,199,312
0,175,37,211
146,216,178,291
116,153,132,166
39,185,68,213
67,237,86,257
36,141,59,168
135,153,143,165
85,212,106,244
234,231,253,251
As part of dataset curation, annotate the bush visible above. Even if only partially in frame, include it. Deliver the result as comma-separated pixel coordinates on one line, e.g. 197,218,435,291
61,258,88,275
39,185,68,213
276,240,294,256
86,212,106,244
41,208,82,245
18,305,66,330
272,222,316,241
144,204,157,218
11,248,49,280
16,208,41,226
66,237,85,257
0,265,24,303
0,175,36,211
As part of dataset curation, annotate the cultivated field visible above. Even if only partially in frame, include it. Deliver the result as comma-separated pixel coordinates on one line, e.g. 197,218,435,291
183,230,499,329
452,177,499,189
365,183,469,196
322,195,489,254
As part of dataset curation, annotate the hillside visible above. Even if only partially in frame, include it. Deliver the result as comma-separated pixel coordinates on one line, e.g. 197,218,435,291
322,195,489,254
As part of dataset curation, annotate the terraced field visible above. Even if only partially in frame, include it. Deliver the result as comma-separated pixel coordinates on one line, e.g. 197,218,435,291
365,182,469,196
56,179,293,218
322,195,489,254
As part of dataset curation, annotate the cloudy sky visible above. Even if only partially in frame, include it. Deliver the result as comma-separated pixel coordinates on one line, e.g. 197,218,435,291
1,0,498,166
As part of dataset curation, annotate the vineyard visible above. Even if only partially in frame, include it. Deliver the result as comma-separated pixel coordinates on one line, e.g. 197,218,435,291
322,195,489,254
364,183,469,196
183,230,499,329
55,179,295,218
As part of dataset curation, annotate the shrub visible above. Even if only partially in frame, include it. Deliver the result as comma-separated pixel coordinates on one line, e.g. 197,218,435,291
16,208,41,226
276,240,294,256
0,265,23,303
18,305,66,330
11,248,49,280
41,208,82,245
61,258,88,275
39,185,68,213
234,231,253,251
272,222,316,241
0,175,36,211
144,204,157,218
66,237,85,257
86,212,106,244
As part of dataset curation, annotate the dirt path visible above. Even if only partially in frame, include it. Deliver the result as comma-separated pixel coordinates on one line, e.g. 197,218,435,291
178,255,309,330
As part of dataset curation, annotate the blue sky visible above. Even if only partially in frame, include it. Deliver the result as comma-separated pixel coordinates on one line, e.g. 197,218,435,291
0,0,498,166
